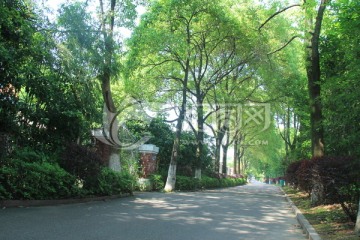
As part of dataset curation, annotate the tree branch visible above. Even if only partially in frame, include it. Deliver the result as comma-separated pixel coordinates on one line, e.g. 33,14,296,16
268,36,300,55
258,4,301,31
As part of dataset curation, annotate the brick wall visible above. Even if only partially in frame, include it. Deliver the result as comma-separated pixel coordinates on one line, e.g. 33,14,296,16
140,153,157,178
94,140,111,166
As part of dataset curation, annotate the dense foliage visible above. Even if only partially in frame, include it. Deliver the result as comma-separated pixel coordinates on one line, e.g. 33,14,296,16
0,159,78,200
285,156,360,222
96,168,136,196
321,0,360,158
0,147,136,199
60,143,103,190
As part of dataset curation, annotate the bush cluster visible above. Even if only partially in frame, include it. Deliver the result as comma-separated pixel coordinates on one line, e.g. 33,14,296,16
0,160,79,200
96,168,136,196
201,176,222,189
285,161,302,187
285,156,360,222
296,160,314,195
175,175,246,191
143,174,246,192
149,174,165,191
0,145,136,200
0,143,246,200
207,172,245,179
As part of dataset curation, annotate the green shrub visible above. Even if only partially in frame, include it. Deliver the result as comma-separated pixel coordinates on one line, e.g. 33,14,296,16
11,147,49,163
0,184,11,200
149,174,165,191
0,165,15,200
96,168,136,196
220,178,237,187
219,178,228,187
175,176,197,191
137,178,152,191
235,178,246,185
0,160,79,200
175,175,246,191
200,176,220,189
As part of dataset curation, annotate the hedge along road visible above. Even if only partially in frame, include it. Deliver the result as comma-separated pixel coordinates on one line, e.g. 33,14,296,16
0,182,306,240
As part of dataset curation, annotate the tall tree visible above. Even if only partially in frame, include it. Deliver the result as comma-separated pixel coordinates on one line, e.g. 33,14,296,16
303,0,330,205
0,0,37,133
258,0,328,159
275,102,301,166
0,0,99,152
126,0,196,191
319,0,360,232
183,3,260,178
57,0,139,169
304,0,329,158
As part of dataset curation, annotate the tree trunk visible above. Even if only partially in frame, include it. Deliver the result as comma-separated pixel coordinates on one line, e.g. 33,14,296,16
165,162,177,191
221,144,228,175
99,0,120,169
195,98,204,179
100,0,117,113
221,132,230,175
355,199,360,236
214,105,222,173
306,0,328,158
238,147,245,175
164,138,180,192
305,0,329,205
164,102,186,191
214,105,230,173
233,138,238,174
284,107,290,164
214,136,221,173
164,56,189,191
238,153,241,175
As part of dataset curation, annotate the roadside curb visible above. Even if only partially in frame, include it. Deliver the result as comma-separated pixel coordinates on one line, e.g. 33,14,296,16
280,187,322,240
0,193,132,209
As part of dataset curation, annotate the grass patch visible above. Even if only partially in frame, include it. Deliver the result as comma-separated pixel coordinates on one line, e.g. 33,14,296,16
283,186,358,240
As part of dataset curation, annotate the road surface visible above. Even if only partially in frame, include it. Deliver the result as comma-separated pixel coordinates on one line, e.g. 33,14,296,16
0,182,305,240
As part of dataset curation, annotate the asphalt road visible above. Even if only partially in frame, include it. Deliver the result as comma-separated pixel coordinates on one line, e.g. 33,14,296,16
0,182,306,240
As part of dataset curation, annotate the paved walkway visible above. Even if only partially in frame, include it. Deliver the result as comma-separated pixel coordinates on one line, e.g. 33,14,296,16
0,182,305,240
